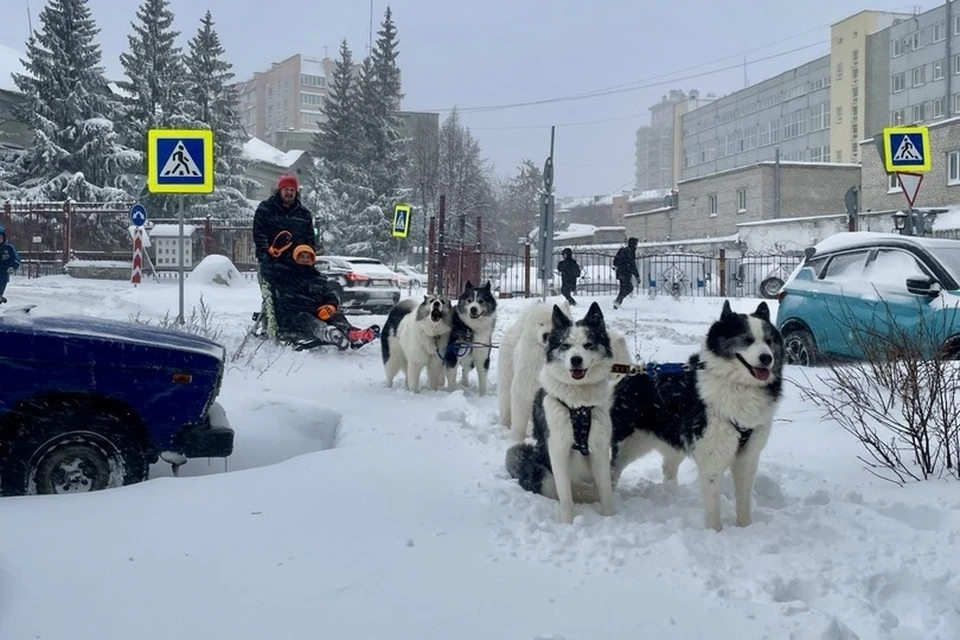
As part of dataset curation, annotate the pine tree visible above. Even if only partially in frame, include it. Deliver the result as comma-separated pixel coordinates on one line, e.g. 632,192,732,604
311,40,361,180
183,11,256,220
117,0,192,215
437,108,493,238
356,7,406,202
11,0,137,201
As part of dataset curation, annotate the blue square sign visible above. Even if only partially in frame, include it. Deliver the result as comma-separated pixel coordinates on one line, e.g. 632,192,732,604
147,129,215,193
883,126,930,173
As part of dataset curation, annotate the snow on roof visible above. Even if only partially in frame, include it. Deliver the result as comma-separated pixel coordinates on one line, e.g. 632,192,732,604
555,223,597,240
300,59,326,77
0,43,26,93
629,189,673,202
242,137,305,168
149,224,197,238
930,207,960,232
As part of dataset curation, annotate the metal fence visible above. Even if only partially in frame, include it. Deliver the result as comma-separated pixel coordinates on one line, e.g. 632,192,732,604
474,245,803,300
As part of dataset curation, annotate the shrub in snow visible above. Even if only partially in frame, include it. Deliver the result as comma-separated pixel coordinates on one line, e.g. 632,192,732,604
187,254,242,287
798,298,960,484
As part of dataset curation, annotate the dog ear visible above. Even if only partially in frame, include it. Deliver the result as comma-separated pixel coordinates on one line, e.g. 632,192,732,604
753,301,770,321
583,301,604,326
720,299,734,319
482,280,492,291
423,294,430,303
552,304,572,330
464,280,473,291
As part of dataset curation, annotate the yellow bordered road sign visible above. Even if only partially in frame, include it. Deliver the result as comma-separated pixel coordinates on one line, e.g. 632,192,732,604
392,203,412,239
147,128,215,193
882,126,930,173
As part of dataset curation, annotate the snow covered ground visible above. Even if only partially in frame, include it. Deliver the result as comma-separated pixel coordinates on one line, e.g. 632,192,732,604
1,269,959,640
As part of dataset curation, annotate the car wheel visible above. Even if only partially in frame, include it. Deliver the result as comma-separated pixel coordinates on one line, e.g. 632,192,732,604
783,327,819,367
1,407,148,496
759,276,785,299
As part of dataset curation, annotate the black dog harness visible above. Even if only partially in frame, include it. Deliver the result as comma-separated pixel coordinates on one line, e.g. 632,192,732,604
558,399,594,456
730,420,752,449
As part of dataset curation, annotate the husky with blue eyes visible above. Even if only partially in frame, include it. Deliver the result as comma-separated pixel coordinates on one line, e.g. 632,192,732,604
505,301,617,524
610,300,785,531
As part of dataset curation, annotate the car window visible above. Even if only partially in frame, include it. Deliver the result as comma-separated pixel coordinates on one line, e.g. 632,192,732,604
821,251,868,281
864,249,930,291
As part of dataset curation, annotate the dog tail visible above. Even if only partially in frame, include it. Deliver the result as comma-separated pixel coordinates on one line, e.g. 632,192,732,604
505,443,549,495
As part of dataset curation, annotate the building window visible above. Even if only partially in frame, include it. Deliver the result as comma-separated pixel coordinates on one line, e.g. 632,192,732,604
955,15,960,35
736,188,747,212
955,93,960,115
934,97,945,119
892,72,905,93
889,173,901,192
913,103,926,123
894,38,905,57
954,54,960,75
835,150,843,162
708,194,718,216
911,31,922,50
892,108,906,125
852,49,859,63
934,60,945,81
852,86,859,104
934,23,945,42
949,151,960,185
852,66,859,85
912,65,926,87
836,62,843,80
835,106,843,124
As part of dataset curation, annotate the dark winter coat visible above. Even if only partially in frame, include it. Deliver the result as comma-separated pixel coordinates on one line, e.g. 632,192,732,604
271,263,341,334
0,228,21,278
557,256,581,288
613,245,639,281
253,192,317,271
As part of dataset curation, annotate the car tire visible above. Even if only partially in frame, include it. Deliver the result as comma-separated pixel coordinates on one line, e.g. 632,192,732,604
782,327,819,367
759,276,785,299
1,406,148,496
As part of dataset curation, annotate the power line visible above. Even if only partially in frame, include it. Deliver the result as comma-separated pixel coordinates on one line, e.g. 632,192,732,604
470,112,645,131
430,40,828,115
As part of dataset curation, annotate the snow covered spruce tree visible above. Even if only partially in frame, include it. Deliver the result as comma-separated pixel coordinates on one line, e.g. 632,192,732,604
11,0,137,201
436,108,494,242
116,0,192,215
308,7,408,258
307,40,380,255
182,11,256,220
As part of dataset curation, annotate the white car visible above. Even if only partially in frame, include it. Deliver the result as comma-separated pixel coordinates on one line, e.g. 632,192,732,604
393,265,426,289
314,255,401,314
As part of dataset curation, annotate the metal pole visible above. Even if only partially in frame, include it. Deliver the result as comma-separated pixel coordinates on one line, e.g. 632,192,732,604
540,126,556,301
774,146,781,219
178,194,185,325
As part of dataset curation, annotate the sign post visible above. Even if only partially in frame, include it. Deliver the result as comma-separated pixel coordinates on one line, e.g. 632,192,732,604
146,129,215,323
539,126,556,301
883,126,931,236
392,203,412,270
129,203,148,287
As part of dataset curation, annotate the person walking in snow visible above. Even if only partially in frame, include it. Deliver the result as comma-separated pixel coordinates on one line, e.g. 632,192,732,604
0,225,22,304
612,237,640,309
557,247,581,306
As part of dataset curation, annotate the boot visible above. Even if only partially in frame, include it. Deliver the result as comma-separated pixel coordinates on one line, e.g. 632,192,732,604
346,324,380,349
313,323,350,351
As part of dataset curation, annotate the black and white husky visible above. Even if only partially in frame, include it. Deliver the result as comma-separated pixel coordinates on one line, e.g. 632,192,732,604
505,302,617,524
381,295,453,393
443,281,498,396
610,300,784,531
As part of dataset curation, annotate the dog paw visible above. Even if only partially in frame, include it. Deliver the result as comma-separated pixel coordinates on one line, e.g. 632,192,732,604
599,503,617,517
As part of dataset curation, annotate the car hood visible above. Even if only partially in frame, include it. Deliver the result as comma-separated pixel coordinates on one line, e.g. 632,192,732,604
0,314,226,361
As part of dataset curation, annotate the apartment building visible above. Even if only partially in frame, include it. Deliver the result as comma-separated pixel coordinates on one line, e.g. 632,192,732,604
635,90,713,190
236,54,350,151
677,10,911,180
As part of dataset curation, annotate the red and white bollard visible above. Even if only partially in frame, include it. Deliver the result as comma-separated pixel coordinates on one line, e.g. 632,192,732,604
132,227,143,286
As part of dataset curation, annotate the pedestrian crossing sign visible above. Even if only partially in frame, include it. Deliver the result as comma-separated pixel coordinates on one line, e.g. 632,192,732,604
392,203,412,238
882,126,930,173
147,128,215,193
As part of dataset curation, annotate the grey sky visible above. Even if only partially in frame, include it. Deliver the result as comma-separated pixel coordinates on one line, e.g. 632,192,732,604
0,0,932,198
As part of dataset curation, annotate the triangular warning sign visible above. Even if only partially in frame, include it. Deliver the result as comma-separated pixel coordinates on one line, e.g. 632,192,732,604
893,135,923,162
896,172,923,207
160,140,202,177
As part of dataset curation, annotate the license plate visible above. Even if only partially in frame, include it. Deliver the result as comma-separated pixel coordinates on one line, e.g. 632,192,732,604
371,279,392,287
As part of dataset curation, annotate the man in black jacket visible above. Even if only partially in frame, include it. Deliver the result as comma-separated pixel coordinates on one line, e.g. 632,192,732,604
612,237,640,309
556,247,581,306
253,174,376,349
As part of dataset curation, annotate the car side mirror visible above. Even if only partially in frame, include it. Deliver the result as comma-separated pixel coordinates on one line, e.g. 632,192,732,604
906,275,941,297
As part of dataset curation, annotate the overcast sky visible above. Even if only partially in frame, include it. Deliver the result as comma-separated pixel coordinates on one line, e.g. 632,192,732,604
0,0,934,198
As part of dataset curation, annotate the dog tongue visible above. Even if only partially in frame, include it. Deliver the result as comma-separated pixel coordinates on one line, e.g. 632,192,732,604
570,368,587,380
752,367,771,381
431,309,442,321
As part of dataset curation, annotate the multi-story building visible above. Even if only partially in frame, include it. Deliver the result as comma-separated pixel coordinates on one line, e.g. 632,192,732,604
678,10,911,180
635,90,713,191
236,54,353,151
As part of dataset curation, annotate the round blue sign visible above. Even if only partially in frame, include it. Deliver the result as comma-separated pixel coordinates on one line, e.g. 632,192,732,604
129,203,148,227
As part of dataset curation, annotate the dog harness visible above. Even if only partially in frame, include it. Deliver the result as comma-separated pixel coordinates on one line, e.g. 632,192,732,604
730,420,752,449
557,399,593,456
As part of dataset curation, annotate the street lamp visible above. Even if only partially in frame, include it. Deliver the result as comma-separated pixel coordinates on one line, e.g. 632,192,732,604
893,210,910,234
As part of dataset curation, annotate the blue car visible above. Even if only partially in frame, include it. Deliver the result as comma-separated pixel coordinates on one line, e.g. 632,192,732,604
775,232,960,366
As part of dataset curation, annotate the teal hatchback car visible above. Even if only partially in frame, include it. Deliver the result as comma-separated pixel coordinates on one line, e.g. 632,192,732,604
775,232,960,366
